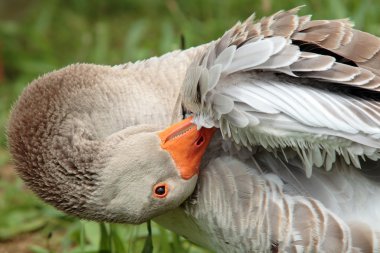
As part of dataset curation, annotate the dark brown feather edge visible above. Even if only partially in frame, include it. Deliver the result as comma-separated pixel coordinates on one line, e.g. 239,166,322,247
226,6,380,92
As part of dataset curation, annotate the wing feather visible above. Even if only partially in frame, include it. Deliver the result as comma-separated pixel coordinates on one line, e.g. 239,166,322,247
289,54,335,72
226,39,274,74
182,6,380,175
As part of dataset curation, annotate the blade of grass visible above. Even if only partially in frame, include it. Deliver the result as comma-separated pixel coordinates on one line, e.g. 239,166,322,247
80,221,85,252
0,218,46,240
141,220,153,253
83,221,100,247
99,223,111,253
29,245,51,253
110,224,127,253
156,227,170,253
171,234,186,252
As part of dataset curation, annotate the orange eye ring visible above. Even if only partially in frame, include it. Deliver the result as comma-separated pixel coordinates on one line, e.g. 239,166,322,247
153,183,169,198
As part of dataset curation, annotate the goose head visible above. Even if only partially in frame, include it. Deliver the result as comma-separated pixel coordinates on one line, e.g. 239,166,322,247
97,117,216,223
7,62,214,224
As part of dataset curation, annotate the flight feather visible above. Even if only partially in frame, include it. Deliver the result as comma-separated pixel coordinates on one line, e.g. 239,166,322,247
182,6,380,175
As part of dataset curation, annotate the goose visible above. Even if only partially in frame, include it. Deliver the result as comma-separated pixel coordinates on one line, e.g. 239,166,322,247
7,6,380,253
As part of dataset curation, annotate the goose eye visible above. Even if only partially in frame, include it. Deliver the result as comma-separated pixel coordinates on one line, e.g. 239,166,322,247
153,183,169,198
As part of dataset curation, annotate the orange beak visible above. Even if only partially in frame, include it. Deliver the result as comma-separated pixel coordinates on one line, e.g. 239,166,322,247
159,117,216,180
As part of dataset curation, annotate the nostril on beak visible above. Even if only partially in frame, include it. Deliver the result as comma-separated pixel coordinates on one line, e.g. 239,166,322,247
195,135,205,146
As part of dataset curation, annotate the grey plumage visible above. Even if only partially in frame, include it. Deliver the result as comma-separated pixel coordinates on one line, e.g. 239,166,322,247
155,148,380,252
177,6,380,252
184,156,379,253
182,6,380,175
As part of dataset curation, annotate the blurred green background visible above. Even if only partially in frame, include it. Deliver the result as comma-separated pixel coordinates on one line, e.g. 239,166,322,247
0,0,379,252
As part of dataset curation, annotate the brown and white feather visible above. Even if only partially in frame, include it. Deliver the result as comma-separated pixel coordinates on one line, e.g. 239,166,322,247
182,6,380,175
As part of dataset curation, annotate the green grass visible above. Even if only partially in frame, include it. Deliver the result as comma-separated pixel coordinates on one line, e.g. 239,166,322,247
0,0,379,252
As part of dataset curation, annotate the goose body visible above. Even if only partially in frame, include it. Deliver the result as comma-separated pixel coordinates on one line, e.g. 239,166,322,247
7,7,380,253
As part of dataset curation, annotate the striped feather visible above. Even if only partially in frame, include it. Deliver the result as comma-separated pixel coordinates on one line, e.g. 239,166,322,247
182,6,380,175
182,156,380,252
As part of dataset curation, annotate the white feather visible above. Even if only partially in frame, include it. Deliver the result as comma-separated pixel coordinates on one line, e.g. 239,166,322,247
212,93,234,115
183,28,380,175
253,45,301,69
214,45,236,71
226,39,274,74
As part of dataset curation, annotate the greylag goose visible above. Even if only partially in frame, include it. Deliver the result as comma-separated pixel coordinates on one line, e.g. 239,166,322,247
7,6,380,252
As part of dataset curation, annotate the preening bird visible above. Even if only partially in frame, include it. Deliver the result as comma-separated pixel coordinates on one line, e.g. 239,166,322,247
7,6,380,253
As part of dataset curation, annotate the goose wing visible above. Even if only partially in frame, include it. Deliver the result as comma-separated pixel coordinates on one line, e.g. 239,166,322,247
182,6,380,176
